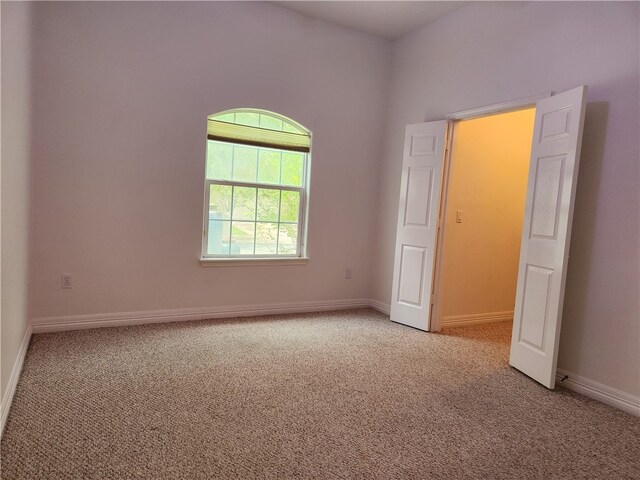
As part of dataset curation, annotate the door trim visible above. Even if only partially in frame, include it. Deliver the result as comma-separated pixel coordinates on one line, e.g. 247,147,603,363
429,121,454,331
446,92,551,121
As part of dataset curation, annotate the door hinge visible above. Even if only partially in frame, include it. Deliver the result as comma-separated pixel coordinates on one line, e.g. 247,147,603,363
430,294,436,305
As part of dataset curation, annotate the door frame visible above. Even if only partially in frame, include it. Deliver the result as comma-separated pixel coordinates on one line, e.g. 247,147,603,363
429,92,551,332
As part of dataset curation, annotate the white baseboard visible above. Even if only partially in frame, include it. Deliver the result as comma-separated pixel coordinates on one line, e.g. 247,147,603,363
368,298,390,315
32,298,373,333
1,324,32,438
441,310,513,328
556,368,640,417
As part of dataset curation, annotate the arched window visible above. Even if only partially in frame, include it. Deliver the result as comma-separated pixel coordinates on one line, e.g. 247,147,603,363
202,109,311,261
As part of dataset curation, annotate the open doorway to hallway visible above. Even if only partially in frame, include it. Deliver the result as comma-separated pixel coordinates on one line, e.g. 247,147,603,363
434,108,536,350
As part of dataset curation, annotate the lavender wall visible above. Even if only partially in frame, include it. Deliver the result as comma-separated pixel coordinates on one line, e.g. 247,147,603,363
28,2,391,319
1,2,33,403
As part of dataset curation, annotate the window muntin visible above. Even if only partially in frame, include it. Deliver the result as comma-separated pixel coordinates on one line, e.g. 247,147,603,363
202,110,310,259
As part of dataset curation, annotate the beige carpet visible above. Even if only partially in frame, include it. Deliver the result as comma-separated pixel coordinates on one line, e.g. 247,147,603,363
1,309,638,479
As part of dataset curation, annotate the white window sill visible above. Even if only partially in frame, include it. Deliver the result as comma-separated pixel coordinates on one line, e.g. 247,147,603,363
199,257,310,267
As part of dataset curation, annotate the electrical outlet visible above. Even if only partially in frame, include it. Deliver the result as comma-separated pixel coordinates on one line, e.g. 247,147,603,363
345,268,352,280
61,274,72,289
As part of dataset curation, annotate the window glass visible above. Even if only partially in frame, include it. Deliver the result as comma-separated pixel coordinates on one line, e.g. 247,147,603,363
203,109,309,259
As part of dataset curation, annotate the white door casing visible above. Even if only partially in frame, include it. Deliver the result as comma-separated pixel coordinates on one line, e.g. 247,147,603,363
390,121,447,331
509,86,588,388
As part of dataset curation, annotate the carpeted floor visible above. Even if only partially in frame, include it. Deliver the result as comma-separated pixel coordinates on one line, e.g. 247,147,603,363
1,309,638,479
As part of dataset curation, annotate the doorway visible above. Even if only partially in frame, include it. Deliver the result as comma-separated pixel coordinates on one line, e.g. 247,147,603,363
432,108,536,348
389,86,587,388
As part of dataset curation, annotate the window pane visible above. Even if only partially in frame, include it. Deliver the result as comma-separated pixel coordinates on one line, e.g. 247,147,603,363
206,141,233,180
230,221,255,255
259,114,283,131
257,150,281,184
279,190,300,223
232,187,256,221
207,220,230,255
277,224,298,255
282,122,302,134
215,113,235,123
233,145,258,182
281,152,304,186
234,112,260,127
209,184,232,219
255,222,278,255
257,188,280,222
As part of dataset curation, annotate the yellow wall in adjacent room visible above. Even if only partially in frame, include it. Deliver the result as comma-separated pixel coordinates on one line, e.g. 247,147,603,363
440,108,535,320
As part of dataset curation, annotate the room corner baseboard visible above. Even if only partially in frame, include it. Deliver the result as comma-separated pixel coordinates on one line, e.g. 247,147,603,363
441,311,513,328
1,324,32,438
31,298,373,333
368,298,390,315
556,368,640,417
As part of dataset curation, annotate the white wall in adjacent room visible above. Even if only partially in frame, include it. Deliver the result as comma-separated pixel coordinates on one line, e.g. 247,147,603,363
372,2,640,396
28,2,391,320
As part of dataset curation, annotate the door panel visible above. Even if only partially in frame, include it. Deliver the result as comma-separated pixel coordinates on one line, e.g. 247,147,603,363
390,121,446,331
404,167,434,227
519,264,553,350
398,245,427,306
509,86,588,388
530,155,565,238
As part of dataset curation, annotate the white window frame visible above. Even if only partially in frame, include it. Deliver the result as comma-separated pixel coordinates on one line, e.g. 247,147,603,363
200,116,311,266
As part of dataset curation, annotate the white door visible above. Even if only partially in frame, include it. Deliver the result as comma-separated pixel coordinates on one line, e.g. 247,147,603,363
390,121,447,331
509,86,588,388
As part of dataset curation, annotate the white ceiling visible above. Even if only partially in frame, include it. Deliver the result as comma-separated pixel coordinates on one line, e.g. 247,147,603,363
271,1,466,40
